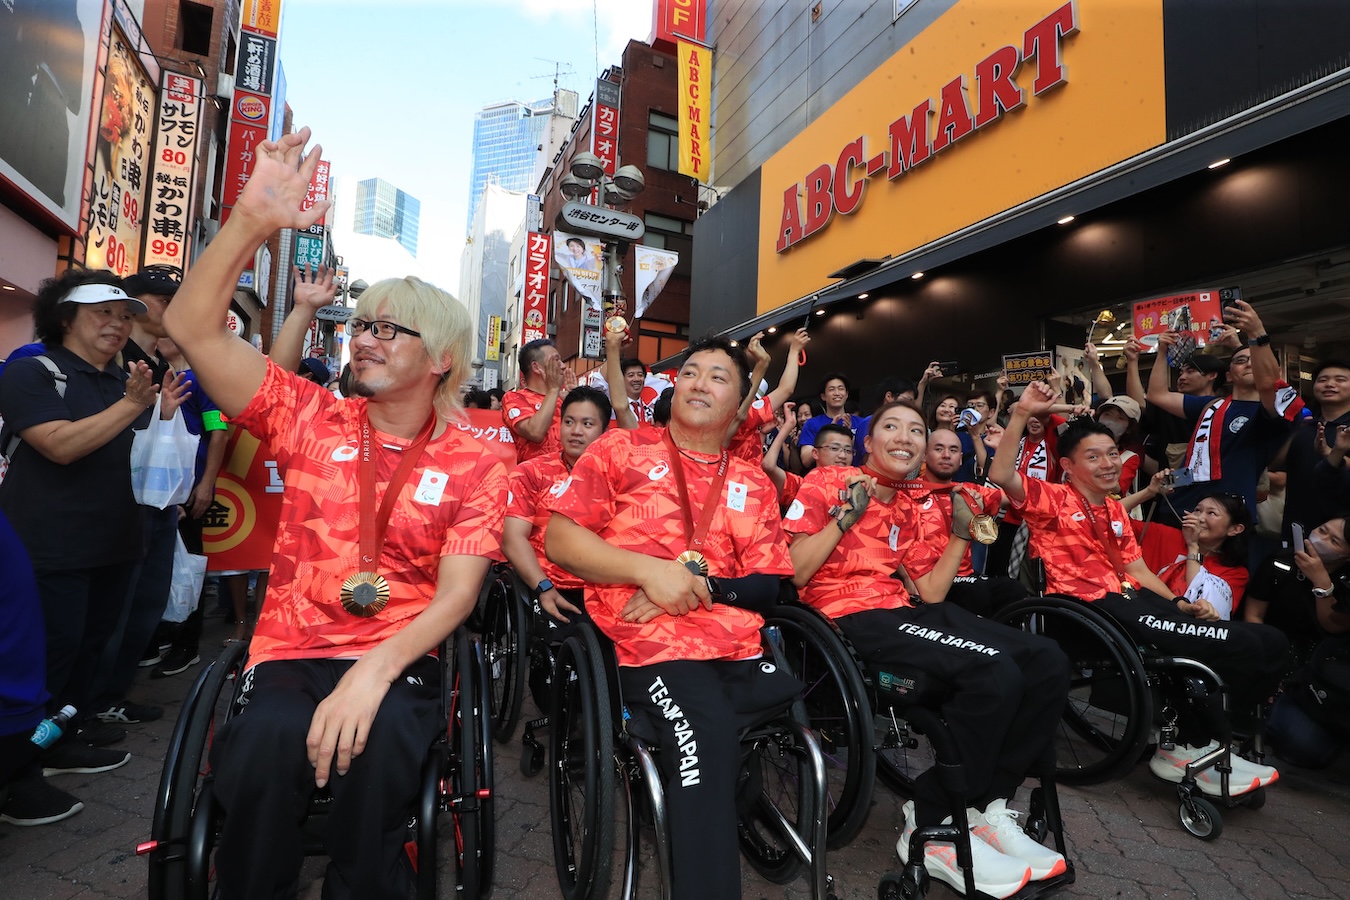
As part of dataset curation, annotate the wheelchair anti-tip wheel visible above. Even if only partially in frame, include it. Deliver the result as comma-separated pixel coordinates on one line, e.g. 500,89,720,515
1178,794,1224,841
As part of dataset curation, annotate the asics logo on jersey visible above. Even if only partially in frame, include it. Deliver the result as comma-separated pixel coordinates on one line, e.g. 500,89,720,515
648,462,670,481
332,442,359,462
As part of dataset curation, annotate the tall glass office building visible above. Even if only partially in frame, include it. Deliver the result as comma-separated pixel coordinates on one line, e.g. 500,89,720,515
354,178,421,257
466,95,566,232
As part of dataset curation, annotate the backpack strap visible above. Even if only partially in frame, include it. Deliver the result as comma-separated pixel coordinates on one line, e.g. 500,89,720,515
3,355,68,459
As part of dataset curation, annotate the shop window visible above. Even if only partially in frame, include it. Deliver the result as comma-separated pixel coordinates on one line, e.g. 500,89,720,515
646,111,679,171
178,1,214,57
643,212,693,278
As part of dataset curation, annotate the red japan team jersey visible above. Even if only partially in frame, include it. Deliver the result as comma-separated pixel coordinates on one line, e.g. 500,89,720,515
1012,476,1140,601
502,387,562,463
549,427,793,667
783,467,919,619
899,482,1004,579
728,396,776,463
230,361,509,669
506,453,583,590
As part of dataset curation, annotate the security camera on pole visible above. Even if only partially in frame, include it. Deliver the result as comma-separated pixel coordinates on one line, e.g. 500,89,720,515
555,150,645,358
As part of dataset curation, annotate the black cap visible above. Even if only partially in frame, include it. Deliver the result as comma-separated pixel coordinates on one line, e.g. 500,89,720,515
1182,351,1229,375
122,270,181,297
299,357,330,384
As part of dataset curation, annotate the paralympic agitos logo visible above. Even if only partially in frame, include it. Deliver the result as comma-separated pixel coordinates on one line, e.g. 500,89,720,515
776,2,1078,253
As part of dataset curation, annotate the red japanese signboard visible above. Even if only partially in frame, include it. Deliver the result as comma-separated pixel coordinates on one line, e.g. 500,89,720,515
1132,290,1223,350
592,78,621,176
301,158,331,226
653,0,708,48
523,231,551,344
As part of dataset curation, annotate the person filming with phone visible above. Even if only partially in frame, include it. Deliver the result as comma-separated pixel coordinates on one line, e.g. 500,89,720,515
1144,299,1295,570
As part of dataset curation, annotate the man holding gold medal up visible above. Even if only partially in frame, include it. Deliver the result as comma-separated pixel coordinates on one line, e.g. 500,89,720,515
161,129,507,900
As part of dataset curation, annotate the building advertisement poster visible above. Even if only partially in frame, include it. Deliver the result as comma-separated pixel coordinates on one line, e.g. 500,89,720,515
677,39,711,182
237,30,277,96
84,24,156,277
485,315,501,362
522,231,550,344
143,71,202,272
241,0,282,38
0,0,103,232
554,231,605,311
634,245,679,319
592,78,621,176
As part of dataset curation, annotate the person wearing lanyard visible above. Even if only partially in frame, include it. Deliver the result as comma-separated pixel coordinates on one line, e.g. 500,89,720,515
161,129,508,900
786,401,1069,899
992,381,1289,799
546,336,801,900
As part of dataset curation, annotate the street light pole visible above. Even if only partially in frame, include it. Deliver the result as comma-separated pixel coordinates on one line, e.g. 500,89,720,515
555,152,646,359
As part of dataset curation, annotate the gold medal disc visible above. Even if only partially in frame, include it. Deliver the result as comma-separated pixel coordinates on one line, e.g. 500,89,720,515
675,550,709,577
341,571,390,617
605,316,628,334
971,514,999,546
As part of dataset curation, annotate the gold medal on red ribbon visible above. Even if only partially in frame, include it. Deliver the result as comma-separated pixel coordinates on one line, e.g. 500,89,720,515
605,316,628,334
675,549,709,576
971,514,999,545
341,571,390,617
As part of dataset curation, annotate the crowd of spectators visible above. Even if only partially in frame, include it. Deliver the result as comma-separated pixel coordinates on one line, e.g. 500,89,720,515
2,239,1347,897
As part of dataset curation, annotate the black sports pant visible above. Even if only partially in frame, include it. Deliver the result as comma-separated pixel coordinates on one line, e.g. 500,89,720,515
838,603,1070,826
619,658,803,900
209,656,441,900
1090,590,1290,736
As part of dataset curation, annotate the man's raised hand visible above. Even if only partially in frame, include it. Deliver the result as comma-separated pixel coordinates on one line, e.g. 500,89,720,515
234,127,330,232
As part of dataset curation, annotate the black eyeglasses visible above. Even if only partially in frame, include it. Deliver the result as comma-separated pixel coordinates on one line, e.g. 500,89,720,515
349,319,422,341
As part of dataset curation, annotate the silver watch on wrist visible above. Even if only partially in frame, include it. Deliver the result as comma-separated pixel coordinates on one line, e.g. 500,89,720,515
1311,585,1335,599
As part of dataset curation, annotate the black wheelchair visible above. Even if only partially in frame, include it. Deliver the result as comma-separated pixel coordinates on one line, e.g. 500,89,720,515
477,562,580,776
761,601,1075,900
994,591,1269,841
547,620,833,900
138,629,495,899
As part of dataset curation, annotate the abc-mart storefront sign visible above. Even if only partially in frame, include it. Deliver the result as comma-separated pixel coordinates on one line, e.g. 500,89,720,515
776,2,1077,252
755,0,1166,316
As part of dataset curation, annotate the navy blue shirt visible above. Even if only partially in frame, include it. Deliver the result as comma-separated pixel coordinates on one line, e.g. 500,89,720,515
0,345,143,568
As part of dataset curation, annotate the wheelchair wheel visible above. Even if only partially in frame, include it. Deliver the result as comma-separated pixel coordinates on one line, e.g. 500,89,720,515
451,632,496,898
481,568,529,743
763,605,876,848
998,597,1153,785
1179,795,1223,840
146,640,248,900
736,720,820,884
548,624,616,900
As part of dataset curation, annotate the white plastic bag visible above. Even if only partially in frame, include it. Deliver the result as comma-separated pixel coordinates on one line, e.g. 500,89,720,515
164,532,208,623
130,395,198,509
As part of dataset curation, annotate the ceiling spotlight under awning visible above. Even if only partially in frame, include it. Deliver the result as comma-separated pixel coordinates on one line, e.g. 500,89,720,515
1207,158,1231,169
1057,215,1076,225
910,272,924,280
858,292,869,299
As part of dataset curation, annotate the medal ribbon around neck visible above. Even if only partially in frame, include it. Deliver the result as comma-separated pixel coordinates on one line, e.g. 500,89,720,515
1072,486,1134,594
662,429,730,576
341,410,437,616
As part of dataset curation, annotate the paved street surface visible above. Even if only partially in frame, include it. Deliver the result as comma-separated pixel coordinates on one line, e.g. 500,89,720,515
4,612,1349,899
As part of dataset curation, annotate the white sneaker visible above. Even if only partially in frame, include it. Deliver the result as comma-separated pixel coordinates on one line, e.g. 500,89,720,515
1149,742,1260,797
898,800,1032,899
969,798,1067,880
1228,750,1279,788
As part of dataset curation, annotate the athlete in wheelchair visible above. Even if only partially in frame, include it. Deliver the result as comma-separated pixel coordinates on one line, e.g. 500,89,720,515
545,336,827,900
784,399,1071,899
145,130,509,900
486,386,611,758
990,382,1289,834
